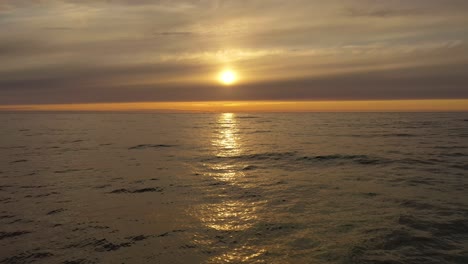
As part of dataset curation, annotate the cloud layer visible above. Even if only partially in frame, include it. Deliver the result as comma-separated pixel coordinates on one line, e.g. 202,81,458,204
1,0,468,104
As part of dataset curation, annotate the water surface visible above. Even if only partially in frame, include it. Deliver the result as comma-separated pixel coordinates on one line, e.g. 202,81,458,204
1,113,467,263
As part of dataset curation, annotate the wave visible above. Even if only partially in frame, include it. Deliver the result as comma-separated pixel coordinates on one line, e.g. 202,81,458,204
0,145,27,150
218,151,297,161
433,146,468,149
398,214,468,245
10,159,28,164
452,164,468,170
299,154,381,164
351,133,417,138
440,152,468,157
0,231,31,240
1,251,53,263
349,214,468,263
109,187,164,193
398,158,436,165
245,130,271,134
128,144,176,150
242,165,259,171
236,116,261,119
385,133,417,137
203,151,467,169
206,152,385,166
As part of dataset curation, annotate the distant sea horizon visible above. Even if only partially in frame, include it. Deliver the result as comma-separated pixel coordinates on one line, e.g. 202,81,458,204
1,99,468,113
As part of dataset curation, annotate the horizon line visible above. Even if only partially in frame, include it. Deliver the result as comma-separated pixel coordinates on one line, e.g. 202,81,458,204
1,99,468,113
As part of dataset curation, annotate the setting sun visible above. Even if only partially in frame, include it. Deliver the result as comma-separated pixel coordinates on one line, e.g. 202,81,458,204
219,70,237,85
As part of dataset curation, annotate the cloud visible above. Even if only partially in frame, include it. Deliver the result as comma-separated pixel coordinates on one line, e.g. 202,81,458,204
1,58,467,104
343,7,425,18
41,26,76,30
154,31,193,36
0,0,468,105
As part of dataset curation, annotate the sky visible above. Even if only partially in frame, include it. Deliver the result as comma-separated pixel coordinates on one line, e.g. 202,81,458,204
1,0,468,111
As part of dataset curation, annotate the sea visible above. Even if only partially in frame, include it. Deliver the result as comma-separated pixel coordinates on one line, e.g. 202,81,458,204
0,112,467,263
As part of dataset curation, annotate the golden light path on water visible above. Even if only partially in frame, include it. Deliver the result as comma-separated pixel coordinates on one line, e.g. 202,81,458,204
212,113,241,163
195,113,267,263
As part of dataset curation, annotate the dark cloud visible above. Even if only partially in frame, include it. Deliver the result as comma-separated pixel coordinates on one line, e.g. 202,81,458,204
1,61,467,104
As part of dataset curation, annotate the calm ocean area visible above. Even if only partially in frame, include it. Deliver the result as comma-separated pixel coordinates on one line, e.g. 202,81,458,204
1,113,467,263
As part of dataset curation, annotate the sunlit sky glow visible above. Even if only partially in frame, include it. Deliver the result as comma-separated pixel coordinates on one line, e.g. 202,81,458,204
1,1,468,111
2,100,468,113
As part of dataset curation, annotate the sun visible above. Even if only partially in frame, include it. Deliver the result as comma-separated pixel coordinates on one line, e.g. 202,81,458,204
219,70,237,85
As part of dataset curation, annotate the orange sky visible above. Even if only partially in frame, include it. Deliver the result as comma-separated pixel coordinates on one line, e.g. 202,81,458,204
1,100,467,112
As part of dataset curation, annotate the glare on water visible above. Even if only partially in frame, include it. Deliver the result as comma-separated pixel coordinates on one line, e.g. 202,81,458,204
196,113,267,262
212,113,241,158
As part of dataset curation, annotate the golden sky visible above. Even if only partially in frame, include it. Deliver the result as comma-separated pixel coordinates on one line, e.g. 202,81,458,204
2,100,468,112
1,1,468,111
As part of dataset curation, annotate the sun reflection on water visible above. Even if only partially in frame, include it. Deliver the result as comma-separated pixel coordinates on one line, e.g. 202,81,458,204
208,246,267,264
194,113,266,263
212,113,241,158
198,200,259,231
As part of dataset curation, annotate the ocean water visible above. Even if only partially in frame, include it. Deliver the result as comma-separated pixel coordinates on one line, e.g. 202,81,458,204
0,112,467,264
